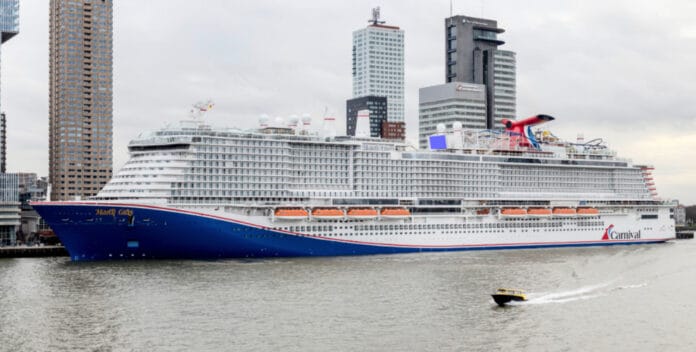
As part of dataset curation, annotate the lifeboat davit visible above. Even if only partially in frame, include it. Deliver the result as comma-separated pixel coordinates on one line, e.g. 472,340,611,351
312,208,344,219
274,208,308,220
576,207,599,216
527,208,552,217
500,208,527,217
380,208,411,218
552,207,576,217
347,208,378,219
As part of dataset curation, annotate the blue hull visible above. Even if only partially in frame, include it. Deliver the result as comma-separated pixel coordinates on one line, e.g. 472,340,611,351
32,203,670,261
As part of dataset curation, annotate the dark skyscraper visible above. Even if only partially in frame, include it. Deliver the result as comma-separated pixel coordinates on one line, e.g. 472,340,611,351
49,0,113,200
445,15,516,129
346,95,388,138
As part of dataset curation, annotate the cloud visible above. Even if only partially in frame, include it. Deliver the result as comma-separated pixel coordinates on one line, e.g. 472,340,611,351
2,0,695,203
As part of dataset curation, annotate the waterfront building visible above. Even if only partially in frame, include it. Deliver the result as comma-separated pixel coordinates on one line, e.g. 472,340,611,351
0,173,19,245
381,121,405,140
18,172,47,208
17,172,36,192
445,15,516,128
17,174,49,242
418,82,486,148
49,0,113,200
346,95,387,138
352,7,404,122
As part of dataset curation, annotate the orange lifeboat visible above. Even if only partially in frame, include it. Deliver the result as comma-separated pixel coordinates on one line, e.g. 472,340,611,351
553,207,576,216
312,208,344,219
501,208,527,217
381,208,411,218
476,208,490,216
527,208,552,217
347,208,378,219
274,208,308,219
576,207,599,216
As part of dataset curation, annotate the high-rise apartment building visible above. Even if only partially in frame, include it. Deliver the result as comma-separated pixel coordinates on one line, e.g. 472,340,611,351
0,0,18,40
0,0,18,244
49,0,113,200
0,0,18,174
418,82,487,148
352,7,404,122
0,0,19,83
445,15,516,129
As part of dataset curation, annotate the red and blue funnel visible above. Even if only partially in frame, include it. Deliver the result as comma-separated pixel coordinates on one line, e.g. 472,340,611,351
501,114,555,149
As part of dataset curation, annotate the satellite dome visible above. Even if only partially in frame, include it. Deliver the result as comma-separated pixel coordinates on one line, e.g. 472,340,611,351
453,121,463,131
288,114,299,127
436,123,446,133
301,113,312,126
259,114,269,126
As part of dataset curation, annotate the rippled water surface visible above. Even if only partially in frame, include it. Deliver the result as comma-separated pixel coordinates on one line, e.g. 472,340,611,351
1,241,695,351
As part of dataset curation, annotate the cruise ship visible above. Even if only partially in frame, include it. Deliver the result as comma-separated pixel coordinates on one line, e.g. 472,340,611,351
33,114,675,261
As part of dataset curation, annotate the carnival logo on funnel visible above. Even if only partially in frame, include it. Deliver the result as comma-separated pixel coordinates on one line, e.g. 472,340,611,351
602,224,641,240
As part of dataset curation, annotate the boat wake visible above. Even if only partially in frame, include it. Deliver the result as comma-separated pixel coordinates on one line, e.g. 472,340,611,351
518,281,648,305
613,282,648,290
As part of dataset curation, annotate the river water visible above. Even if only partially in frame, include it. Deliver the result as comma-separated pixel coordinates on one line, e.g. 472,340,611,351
1,241,695,351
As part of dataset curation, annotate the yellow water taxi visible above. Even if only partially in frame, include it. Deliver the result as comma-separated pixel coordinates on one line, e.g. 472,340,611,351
491,288,527,306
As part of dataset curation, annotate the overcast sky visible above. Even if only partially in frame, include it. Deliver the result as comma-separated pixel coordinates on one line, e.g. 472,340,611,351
2,0,695,203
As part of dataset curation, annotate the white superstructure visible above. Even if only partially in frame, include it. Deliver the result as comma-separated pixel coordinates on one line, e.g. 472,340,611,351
91,114,674,251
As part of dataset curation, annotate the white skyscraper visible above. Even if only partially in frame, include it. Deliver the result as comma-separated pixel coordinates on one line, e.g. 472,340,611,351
492,50,516,125
352,7,404,122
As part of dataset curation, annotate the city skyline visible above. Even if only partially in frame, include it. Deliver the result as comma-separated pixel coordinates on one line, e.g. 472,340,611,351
0,0,695,203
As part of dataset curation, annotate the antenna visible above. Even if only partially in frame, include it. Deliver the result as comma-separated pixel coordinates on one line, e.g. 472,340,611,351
369,7,386,25
450,0,453,17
